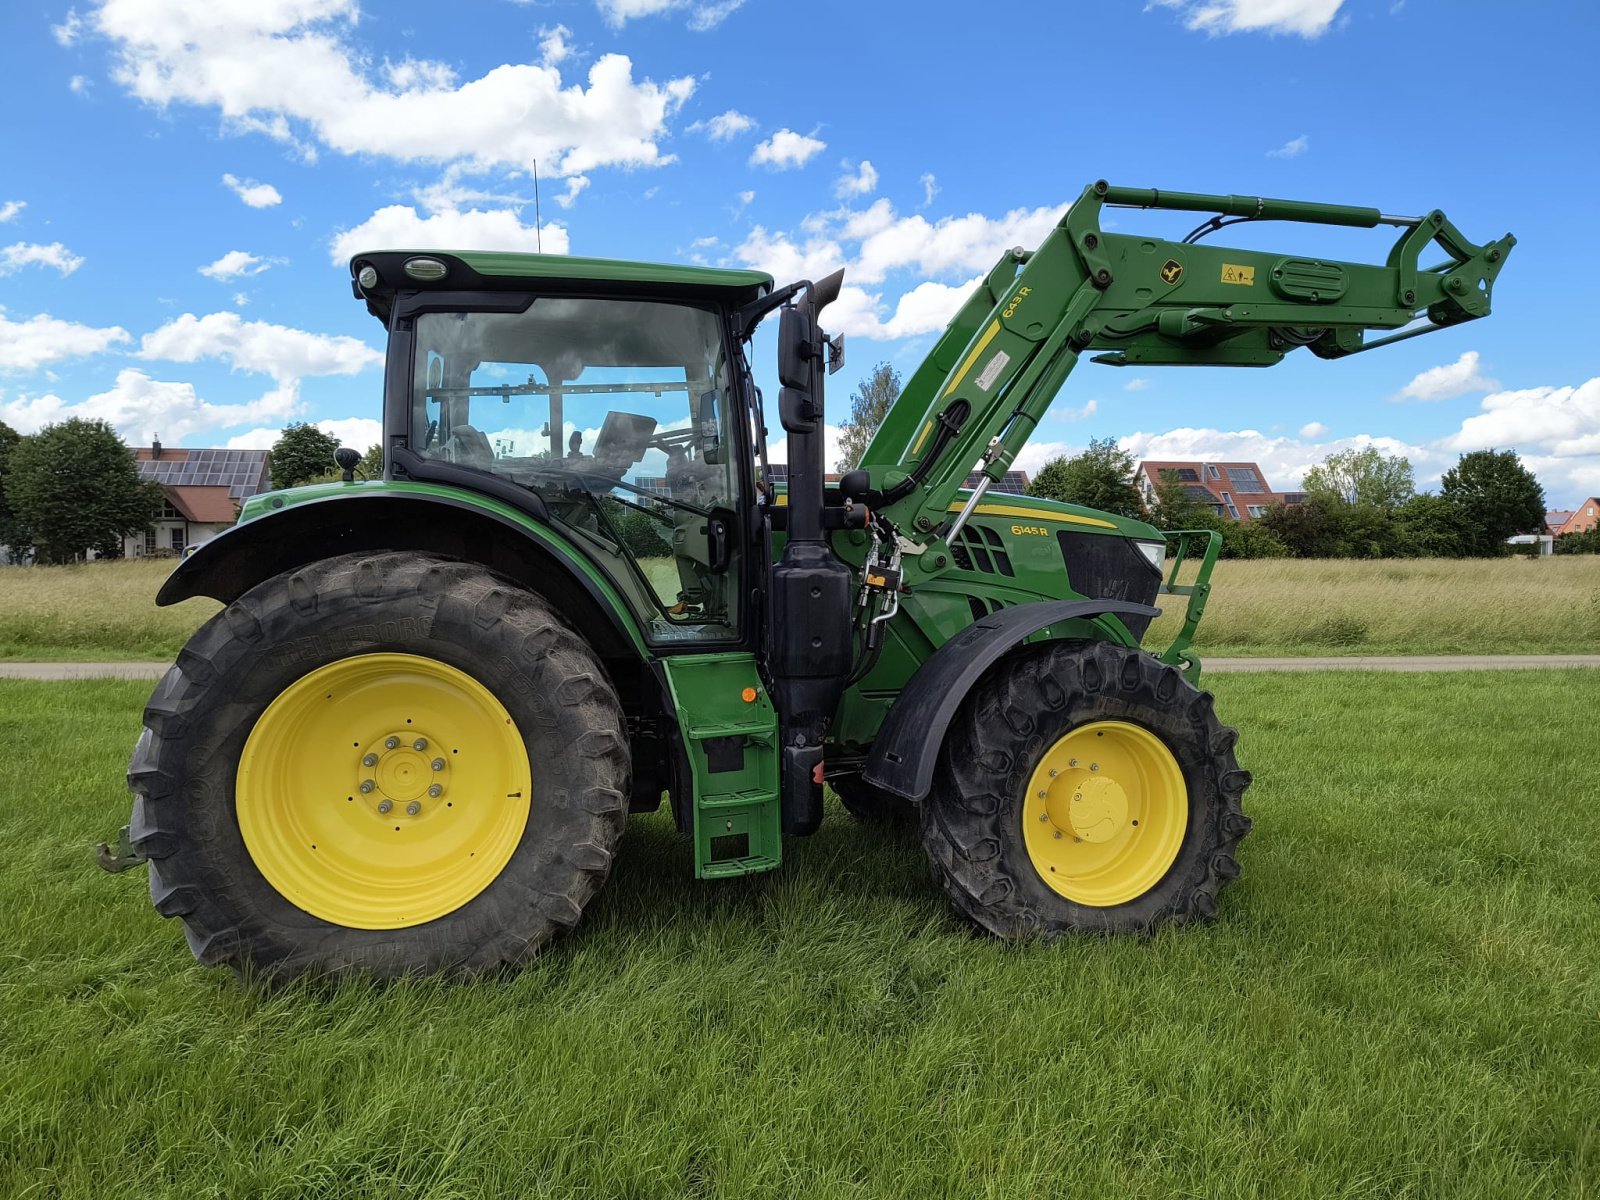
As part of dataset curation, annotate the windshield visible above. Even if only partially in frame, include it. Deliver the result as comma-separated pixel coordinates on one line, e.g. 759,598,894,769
411,297,741,639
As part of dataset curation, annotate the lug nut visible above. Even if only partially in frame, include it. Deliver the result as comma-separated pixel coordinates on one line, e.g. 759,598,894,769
362,753,378,767
359,780,375,794
1090,763,1099,772
377,799,392,814
1054,830,1063,839
428,783,443,798
1048,768,1058,778
406,801,421,816
385,736,400,750
431,758,445,772
1069,759,1078,767
413,738,428,751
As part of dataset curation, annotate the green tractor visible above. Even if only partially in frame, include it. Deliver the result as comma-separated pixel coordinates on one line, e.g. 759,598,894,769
108,182,1513,977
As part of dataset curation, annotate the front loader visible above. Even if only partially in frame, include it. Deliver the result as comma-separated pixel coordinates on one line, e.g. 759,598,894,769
109,182,1513,977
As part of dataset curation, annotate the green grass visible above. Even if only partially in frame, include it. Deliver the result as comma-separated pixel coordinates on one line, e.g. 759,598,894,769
4,555,1599,662
1,672,1595,1198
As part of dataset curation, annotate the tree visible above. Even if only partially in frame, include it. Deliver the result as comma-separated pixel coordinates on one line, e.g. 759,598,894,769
5,418,163,563
360,443,384,480
1219,519,1287,559
268,422,340,489
835,362,900,470
1027,438,1146,519
1554,527,1600,555
0,419,28,562
1394,493,1471,558
1440,449,1546,556
1146,469,1217,532
1303,446,1414,511
1257,494,1349,558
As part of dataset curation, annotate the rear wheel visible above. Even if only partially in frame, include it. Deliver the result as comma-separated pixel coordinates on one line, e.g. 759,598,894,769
920,641,1251,937
127,552,629,979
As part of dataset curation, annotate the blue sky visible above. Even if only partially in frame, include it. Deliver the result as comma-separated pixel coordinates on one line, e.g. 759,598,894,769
1,0,1596,503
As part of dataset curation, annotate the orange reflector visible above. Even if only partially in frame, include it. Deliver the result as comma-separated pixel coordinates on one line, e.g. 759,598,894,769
741,687,757,703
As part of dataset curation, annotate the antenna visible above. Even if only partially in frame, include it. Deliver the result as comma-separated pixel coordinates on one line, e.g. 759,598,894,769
533,159,543,253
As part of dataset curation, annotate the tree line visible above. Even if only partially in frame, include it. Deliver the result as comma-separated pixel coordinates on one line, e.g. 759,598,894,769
1027,440,1591,558
0,418,379,565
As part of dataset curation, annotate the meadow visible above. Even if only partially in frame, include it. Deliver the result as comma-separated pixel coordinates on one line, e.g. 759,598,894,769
0,670,1594,1198
2,555,1597,662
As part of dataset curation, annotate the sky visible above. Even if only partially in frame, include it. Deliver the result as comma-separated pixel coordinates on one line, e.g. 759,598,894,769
1,0,1597,503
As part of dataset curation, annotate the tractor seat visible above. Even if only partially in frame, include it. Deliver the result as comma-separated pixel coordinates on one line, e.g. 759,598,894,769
442,424,495,470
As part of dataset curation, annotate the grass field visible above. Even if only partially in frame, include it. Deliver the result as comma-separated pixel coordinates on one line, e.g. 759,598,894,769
1,671,1595,1197
2,555,1598,662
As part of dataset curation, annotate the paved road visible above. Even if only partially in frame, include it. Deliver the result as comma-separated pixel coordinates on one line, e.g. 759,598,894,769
4,655,1600,681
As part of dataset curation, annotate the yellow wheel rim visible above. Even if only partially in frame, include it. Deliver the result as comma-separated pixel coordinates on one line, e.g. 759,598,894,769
236,653,532,929
1021,720,1187,907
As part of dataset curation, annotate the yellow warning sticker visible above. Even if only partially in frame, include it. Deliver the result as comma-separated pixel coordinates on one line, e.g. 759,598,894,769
1221,263,1256,286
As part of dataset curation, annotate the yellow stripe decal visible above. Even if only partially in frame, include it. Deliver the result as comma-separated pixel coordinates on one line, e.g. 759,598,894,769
910,418,935,457
942,320,1002,397
946,501,1118,530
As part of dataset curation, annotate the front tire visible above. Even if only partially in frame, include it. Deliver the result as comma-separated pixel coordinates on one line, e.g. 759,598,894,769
127,552,629,979
920,641,1251,937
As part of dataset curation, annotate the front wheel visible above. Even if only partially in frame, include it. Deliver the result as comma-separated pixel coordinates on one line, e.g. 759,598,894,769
920,641,1251,937
126,552,629,979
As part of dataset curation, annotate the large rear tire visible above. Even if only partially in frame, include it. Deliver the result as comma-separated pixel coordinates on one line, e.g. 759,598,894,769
920,641,1251,937
127,552,629,980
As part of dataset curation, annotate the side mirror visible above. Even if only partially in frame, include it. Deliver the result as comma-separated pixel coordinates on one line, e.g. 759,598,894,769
826,332,845,375
777,307,813,390
698,390,722,465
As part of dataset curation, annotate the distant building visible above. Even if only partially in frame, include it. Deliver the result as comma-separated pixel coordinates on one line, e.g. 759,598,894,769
122,438,270,557
1134,460,1299,523
1548,499,1599,538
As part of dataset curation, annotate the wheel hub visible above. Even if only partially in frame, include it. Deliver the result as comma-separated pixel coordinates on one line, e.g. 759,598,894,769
1021,719,1188,907
235,653,532,930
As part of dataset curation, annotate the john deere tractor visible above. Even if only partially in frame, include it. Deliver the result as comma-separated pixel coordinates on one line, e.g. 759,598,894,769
106,182,1513,977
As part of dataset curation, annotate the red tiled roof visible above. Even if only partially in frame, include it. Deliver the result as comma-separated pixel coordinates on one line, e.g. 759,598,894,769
165,485,240,524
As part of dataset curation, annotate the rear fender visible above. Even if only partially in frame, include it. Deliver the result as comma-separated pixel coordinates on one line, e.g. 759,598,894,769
861,599,1160,802
160,489,648,661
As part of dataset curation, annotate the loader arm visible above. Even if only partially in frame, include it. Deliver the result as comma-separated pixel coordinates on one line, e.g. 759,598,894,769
855,180,1515,545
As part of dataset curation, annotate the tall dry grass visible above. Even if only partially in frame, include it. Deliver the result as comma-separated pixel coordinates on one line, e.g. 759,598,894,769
0,560,219,660
0,555,1596,660
1146,556,1600,656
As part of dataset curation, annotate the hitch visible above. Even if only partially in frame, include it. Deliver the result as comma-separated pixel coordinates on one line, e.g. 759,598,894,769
95,824,147,874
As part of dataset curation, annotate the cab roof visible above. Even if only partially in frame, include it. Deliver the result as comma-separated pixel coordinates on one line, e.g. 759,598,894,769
348,249,773,324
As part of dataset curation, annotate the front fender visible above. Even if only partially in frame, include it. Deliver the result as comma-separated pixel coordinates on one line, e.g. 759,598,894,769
160,485,648,659
861,599,1161,802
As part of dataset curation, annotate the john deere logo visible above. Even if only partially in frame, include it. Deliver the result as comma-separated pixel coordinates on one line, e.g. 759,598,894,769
1160,258,1184,285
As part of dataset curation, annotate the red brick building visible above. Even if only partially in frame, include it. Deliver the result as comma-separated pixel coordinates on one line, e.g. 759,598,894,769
1547,499,1599,537
1135,460,1301,523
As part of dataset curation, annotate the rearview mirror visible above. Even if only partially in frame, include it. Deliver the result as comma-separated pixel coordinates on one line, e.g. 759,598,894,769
778,307,813,390
698,390,722,465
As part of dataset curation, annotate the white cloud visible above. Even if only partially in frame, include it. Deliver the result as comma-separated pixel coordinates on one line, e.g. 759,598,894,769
0,369,302,441
53,9,85,44
222,173,284,209
1152,0,1345,37
919,172,938,208
70,74,91,93
750,129,826,170
1397,350,1495,402
553,175,590,209
233,292,249,308
198,249,275,281
1444,377,1600,461
317,416,383,449
95,2,694,178
0,309,130,372
1,242,85,276
835,160,878,199
690,109,755,141
138,312,383,383
735,189,755,213
1268,134,1309,158
537,25,572,67
594,0,745,28
1123,377,1151,392
330,204,569,263
1300,421,1328,438
0,201,23,223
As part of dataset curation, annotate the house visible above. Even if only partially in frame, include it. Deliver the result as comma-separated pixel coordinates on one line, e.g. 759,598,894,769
1548,499,1599,538
122,438,270,557
1134,460,1298,522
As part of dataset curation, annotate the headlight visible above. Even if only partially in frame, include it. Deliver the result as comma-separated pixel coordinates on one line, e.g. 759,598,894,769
1135,540,1166,572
